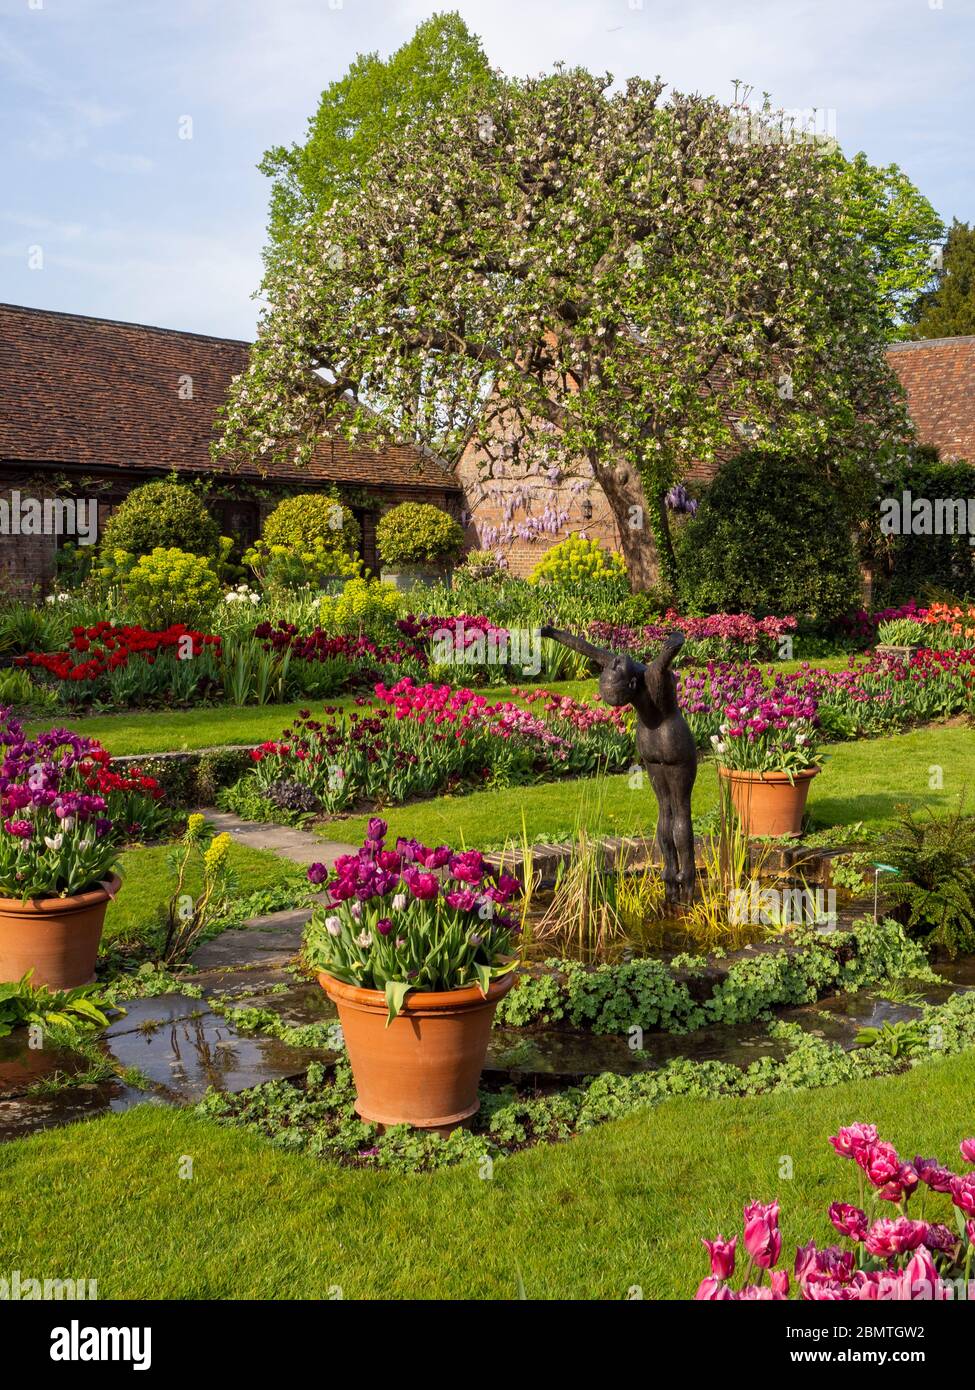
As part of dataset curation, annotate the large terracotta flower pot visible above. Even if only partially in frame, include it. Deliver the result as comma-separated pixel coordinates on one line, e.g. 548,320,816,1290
0,875,120,990
718,767,819,839
319,971,515,1131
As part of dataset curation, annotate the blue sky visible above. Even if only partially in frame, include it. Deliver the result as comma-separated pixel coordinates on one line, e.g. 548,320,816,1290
2,0,972,341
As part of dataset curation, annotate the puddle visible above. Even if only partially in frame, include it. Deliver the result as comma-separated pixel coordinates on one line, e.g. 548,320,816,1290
105,1007,336,1100
0,1033,93,1100
0,1082,155,1143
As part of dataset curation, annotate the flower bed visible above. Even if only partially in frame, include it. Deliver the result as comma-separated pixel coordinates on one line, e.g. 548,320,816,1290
678,649,975,747
16,622,221,709
697,1124,975,1300
589,612,797,664
235,679,632,816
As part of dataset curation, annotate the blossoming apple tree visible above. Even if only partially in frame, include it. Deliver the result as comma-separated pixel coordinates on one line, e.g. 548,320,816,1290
216,69,926,589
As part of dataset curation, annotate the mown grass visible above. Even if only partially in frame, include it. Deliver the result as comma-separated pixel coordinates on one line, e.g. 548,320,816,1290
327,724,975,849
1,1051,971,1299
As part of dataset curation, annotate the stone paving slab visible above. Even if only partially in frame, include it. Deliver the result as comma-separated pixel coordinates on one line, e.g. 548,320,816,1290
0,1033,94,1100
197,808,353,867
188,908,312,970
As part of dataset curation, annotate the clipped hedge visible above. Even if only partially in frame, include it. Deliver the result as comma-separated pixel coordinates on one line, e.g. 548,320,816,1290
101,481,220,559
377,502,464,569
676,450,861,621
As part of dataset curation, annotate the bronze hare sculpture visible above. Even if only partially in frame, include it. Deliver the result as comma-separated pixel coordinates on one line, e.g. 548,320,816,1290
540,625,697,904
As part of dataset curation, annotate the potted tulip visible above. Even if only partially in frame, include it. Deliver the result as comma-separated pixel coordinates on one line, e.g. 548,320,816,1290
713,694,823,838
0,712,123,989
306,818,518,1131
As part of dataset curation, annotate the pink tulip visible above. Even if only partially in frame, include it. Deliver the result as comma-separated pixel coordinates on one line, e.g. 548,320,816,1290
960,1139,975,1164
829,1202,868,1241
702,1236,737,1280
770,1269,790,1298
743,1200,781,1269
864,1218,926,1258
950,1172,975,1216
828,1123,878,1161
695,1277,729,1300
856,1140,901,1188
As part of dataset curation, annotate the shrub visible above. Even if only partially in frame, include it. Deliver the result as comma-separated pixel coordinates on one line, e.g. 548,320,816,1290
101,482,219,559
528,535,627,586
246,492,361,589
122,548,221,629
865,446,975,606
883,803,975,957
677,451,861,621
317,576,403,639
875,617,926,646
376,502,465,569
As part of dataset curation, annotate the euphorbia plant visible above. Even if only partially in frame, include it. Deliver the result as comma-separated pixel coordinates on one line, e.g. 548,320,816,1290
697,1125,975,1300
304,818,519,1021
711,693,822,778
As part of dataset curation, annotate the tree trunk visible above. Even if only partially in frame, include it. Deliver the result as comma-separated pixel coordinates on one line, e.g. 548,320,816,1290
597,460,662,591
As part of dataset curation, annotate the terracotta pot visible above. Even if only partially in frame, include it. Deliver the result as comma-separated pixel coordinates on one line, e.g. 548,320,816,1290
0,875,120,990
319,971,515,1131
718,767,819,838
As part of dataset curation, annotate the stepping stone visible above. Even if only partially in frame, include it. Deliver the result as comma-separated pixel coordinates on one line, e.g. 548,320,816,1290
196,808,353,867
188,908,311,970
104,993,209,1038
0,1082,157,1144
104,1004,333,1101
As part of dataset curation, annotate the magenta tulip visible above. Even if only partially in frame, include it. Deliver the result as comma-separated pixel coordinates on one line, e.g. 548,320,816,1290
702,1236,736,1280
743,1200,781,1269
829,1203,868,1241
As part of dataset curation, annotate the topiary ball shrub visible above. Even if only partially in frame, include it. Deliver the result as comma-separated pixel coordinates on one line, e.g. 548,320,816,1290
101,482,220,559
528,534,627,586
676,451,862,621
261,492,361,555
247,492,362,589
122,547,221,629
376,502,465,570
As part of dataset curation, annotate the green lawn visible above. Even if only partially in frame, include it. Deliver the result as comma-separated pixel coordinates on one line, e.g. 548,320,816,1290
1,1050,971,1299
327,724,975,849
102,841,306,952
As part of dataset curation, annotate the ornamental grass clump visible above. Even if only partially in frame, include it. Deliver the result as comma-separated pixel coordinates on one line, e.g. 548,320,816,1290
696,1126,975,1300
304,818,520,1021
711,693,822,777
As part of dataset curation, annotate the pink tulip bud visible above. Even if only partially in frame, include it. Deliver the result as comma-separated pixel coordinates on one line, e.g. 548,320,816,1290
960,1138,975,1165
743,1200,781,1269
702,1236,737,1280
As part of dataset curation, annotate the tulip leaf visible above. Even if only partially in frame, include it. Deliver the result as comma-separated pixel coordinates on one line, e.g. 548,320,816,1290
384,980,411,1026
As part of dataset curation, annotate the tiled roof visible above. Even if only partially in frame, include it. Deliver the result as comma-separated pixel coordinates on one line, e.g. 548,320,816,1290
887,336,975,463
0,303,457,491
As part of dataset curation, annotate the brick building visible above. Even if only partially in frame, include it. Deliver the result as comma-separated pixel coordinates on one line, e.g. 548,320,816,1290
458,338,975,577
0,304,460,592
